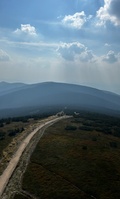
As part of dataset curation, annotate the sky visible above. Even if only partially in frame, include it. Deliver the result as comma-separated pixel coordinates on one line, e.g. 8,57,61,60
0,0,120,94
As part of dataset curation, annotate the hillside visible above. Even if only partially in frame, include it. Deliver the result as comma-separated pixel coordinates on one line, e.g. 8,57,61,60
0,82,120,117
14,115,120,199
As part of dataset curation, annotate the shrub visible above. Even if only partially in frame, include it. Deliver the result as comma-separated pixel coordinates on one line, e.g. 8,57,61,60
0,123,4,127
8,128,23,137
109,142,117,148
0,132,5,140
82,145,88,150
92,137,97,141
79,126,93,131
65,125,77,131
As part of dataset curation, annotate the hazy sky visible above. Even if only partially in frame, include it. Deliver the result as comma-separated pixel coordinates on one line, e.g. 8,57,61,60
0,0,120,94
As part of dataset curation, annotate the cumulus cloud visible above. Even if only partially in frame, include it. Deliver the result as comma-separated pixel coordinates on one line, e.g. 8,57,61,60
0,49,10,61
14,24,37,36
102,50,118,63
62,11,92,29
79,50,95,62
105,43,111,47
57,42,95,62
97,0,120,26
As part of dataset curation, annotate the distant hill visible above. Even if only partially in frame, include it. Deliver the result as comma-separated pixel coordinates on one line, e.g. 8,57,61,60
0,82,120,117
0,81,27,96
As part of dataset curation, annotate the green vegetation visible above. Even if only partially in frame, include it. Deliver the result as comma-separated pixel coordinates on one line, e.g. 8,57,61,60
0,113,57,160
18,113,120,199
0,116,38,175
65,125,77,130
0,118,29,159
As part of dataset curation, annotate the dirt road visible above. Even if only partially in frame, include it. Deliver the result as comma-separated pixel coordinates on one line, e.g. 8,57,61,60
0,115,69,197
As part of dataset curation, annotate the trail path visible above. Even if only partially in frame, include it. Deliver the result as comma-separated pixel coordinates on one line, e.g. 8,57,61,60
0,115,69,197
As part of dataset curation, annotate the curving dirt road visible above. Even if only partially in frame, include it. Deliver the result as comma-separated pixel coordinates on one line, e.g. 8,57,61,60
0,115,69,197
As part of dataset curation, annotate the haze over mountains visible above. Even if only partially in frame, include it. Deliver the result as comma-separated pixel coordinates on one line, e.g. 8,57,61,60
0,81,120,118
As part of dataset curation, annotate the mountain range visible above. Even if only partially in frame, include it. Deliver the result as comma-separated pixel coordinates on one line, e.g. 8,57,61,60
0,81,120,118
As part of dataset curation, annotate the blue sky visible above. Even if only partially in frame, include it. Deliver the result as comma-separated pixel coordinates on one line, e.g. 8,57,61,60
0,0,120,94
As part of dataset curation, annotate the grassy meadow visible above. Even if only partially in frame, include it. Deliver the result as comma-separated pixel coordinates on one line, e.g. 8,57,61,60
15,113,120,199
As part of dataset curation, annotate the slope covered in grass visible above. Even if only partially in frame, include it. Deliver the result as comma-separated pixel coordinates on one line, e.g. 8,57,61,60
19,113,120,199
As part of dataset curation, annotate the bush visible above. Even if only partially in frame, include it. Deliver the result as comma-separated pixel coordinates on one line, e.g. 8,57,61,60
65,125,77,131
109,142,117,148
82,145,88,150
8,128,24,137
0,123,4,127
0,132,5,140
79,126,93,131
0,136,5,140
92,137,97,141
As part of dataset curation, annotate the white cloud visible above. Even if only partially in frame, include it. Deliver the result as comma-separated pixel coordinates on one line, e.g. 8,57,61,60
0,47,120,95
57,42,95,62
14,24,37,36
97,0,120,26
102,50,118,63
105,43,111,47
79,50,94,62
0,49,10,61
62,11,91,29
57,42,85,61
